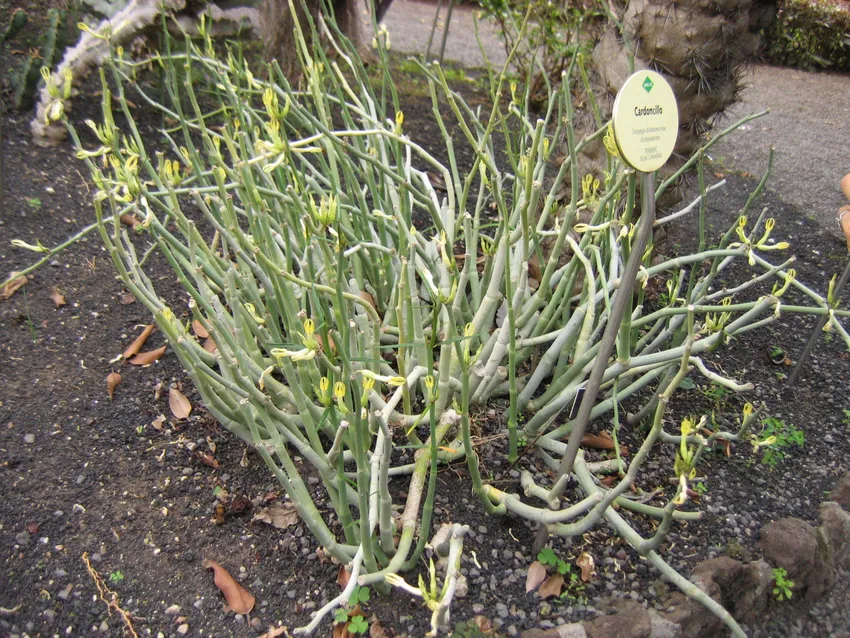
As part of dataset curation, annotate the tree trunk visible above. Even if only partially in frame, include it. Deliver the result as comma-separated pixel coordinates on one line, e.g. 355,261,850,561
259,0,367,79
593,0,778,159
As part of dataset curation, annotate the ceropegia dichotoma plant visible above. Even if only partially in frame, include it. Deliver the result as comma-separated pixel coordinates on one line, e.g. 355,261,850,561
56,8,850,635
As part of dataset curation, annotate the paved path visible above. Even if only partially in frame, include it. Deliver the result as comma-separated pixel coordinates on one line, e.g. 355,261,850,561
716,65,850,237
379,2,850,237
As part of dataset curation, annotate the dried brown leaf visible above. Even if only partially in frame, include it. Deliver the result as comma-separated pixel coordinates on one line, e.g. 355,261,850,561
576,552,595,583
581,431,628,456
50,287,66,308
368,616,389,638
526,561,548,593
337,565,351,589
252,501,299,529
151,414,166,431
538,574,564,599
196,451,220,469
192,320,209,339
107,372,122,399
128,345,166,365
120,213,141,230
332,622,352,638
124,325,155,359
202,559,255,614
473,615,493,634
1,272,27,300
169,388,192,419
203,337,217,353
26,521,39,534
258,626,290,638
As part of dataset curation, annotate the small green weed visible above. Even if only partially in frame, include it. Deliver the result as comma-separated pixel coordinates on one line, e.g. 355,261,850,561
348,584,371,607
536,549,587,604
333,585,372,633
695,482,708,496
842,409,850,427
754,417,805,469
108,570,125,583
27,197,42,210
772,567,794,601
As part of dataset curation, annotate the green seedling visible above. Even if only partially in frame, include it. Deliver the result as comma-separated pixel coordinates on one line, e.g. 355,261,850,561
772,567,794,601
348,585,371,607
751,417,804,469
109,570,124,583
27,197,42,210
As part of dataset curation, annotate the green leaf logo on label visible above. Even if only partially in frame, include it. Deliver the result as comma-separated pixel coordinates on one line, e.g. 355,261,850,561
642,76,654,93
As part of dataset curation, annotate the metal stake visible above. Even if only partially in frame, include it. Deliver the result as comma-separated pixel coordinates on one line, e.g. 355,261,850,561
787,256,850,386
551,170,657,496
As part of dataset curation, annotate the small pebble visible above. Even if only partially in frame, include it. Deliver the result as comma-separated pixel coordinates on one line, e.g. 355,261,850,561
177,623,189,635
24,433,35,444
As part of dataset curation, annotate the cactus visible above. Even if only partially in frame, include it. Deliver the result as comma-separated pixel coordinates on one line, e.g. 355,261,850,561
0,9,28,46
7,8,70,110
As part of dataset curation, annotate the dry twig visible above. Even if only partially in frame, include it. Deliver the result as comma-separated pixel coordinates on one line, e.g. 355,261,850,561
82,551,141,637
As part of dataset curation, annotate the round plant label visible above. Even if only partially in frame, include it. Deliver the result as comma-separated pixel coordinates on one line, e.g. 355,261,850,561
611,70,679,173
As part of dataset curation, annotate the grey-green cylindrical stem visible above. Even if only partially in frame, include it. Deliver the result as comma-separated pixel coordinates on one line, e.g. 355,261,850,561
550,170,657,496
788,256,850,386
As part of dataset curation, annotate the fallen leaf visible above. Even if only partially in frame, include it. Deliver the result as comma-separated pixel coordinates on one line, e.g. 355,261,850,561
368,616,389,638
258,626,290,638
151,414,166,431
526,560,547,593
213,503,226,525
538,573,564,599
202,559,255,614
128,345,166,365
252,501,299,529
169,388,192,419
192,320,209,339
576,552,595,582
1,272,27,300
337,565,351,589
581,431,628,456
196,451,220,469
120,213,141,230
106,372,122,399
50,288,66,308
118,291,136,305
203,337,217,353
124,325,155,359
333,622,353,638
473,615,493,633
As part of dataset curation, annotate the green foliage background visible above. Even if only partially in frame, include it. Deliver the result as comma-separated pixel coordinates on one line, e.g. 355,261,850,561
762,0,850,71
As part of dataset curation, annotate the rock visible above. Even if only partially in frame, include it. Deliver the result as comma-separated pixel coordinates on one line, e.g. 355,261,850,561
827,472,850,511
690,556,772,624
165,604,181,615
521,624,588,638
758,517,834,600
23,433,35,444
658,590,725,638
647,610,681,638
819,501,850,566
176,623,189,635
14,532,30,546
586,599,650,638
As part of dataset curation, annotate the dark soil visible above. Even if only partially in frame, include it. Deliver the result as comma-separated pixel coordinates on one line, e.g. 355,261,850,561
2,26,850,638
